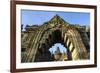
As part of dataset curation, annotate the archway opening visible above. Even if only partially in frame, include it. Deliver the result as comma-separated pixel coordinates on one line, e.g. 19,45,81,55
52,30,62,43
49,43,68,61
35,29,72,62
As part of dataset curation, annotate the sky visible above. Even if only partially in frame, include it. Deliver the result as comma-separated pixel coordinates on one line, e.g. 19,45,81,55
49,43,67,54
21,10,90,53
21,10,90,30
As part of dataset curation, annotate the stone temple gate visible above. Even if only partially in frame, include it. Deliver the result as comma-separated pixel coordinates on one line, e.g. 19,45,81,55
21,15,90,62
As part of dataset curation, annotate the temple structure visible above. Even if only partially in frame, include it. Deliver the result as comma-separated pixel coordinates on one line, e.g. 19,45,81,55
21,15,90,62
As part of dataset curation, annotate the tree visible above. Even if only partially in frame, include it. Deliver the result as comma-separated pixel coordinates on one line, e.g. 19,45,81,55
21,24,23,31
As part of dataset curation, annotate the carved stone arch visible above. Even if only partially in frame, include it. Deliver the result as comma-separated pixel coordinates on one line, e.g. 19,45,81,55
21,15,90,62
65,28,88,60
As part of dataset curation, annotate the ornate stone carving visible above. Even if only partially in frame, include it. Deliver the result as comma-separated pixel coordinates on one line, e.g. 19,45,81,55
21,15,90,62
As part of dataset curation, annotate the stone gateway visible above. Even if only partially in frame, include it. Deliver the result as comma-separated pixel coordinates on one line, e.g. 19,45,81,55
21,15,90,62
